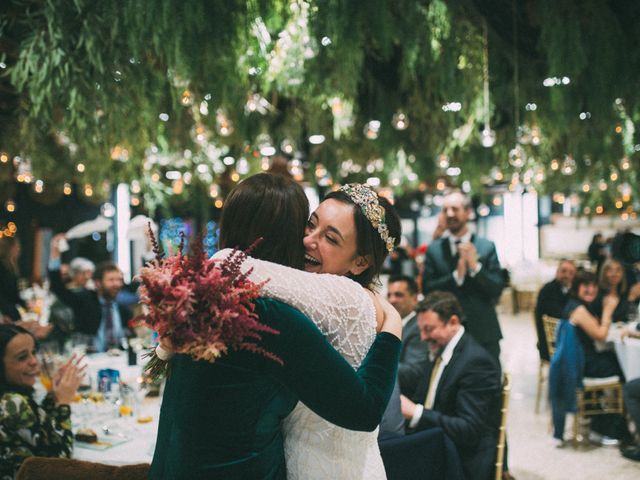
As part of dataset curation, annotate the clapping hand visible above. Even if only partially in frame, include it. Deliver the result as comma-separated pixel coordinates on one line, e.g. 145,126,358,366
52,354,87,405
457,242,478,271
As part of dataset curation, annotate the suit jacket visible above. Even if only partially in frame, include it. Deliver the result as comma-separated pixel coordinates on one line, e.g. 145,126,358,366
534,279,569,361
398,312,429,396
48,268,131,336
410,332,501,480
422,235,504,349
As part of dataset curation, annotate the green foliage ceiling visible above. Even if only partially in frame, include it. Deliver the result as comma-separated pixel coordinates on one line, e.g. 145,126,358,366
0,0,639,215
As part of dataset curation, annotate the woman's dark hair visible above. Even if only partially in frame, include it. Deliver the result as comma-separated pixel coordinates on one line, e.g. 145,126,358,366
0,324,35,395
219,173,309,270
569,269,598,299
323,190,401,289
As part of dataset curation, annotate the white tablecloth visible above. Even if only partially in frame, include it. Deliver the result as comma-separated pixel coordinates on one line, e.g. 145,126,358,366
610,323,640,382
71,352,161,465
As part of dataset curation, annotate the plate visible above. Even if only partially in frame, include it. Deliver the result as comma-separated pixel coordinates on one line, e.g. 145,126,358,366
74,433,130,451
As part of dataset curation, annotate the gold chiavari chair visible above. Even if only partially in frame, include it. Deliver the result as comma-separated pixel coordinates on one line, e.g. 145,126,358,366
495,373,511,480
573,377,624,446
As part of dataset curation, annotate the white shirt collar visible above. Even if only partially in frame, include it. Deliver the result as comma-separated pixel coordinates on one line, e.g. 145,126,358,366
447,231,472,250
437,325,465,367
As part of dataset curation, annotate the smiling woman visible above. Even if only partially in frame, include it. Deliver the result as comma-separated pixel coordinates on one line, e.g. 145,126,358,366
0,324,85,478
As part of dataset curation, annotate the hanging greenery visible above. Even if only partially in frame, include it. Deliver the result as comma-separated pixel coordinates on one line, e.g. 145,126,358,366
0,0,639,217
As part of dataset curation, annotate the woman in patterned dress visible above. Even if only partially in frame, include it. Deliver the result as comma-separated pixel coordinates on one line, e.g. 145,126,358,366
0,324,84,479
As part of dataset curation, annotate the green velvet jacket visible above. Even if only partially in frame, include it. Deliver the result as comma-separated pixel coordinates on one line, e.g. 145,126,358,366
150,298,400,480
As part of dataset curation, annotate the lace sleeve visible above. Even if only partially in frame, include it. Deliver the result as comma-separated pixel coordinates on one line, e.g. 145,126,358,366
214,249,377,367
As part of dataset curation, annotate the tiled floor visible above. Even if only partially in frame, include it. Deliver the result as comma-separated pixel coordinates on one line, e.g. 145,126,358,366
500,309,640,479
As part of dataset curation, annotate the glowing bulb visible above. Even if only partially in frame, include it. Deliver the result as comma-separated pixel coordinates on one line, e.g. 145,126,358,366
77,163,85,173
63,183,72,195
480,128,496,148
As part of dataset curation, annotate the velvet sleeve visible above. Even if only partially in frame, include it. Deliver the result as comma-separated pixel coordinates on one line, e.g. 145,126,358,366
248,298,401,432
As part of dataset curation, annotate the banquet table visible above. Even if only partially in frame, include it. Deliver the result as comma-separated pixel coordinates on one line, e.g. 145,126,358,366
609,323,640,381
70,352,160,465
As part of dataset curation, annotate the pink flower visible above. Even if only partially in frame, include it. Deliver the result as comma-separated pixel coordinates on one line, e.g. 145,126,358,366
136,229,281,365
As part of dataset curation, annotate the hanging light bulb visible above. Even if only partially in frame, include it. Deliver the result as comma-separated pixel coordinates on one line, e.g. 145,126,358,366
477,203,491,217
480,127,496,148
63,183,72,195
598,179,608,191
363,120,381,139
216,109,234,136
550,158,559,171
437,154,450,169
530,126,542,146
619,156,631,171
508,145,526,168
280,138,296,154
181,90,194,106
610,170,619,181
391,111,409,130
5,199,16,213
560,155,577,175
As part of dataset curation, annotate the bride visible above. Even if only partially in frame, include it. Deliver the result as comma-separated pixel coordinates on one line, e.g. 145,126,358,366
211,182,402,479
151,174,401,479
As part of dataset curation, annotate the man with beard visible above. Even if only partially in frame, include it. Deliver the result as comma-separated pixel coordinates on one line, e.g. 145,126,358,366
534,259,576,362
421,190,504,361
49,237,130,352
400,291,501,480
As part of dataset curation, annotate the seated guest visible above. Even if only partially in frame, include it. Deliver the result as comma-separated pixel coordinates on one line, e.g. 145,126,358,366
387,274,429,395
400,291,501,480
534,259,576,361
0,324,85,478
67,257,95,290
565,270,627,442
0,236,27,322
49,236,131,352
565,270,623,379
596,258,639,323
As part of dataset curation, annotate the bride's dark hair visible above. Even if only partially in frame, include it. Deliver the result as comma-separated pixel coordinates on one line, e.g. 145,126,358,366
219,173,309,270
323,190,401,289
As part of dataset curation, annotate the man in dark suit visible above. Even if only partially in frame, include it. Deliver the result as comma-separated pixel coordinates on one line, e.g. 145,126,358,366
387,274,429,396
534,259,576,361
400,291,502,480
49,235,131,351
422,190,504,361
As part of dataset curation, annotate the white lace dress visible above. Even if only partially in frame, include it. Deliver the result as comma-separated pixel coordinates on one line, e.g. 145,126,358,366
215,250,387,480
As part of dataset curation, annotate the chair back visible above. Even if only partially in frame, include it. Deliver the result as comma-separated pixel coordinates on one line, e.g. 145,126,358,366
542,315,560,358
16,457,149,480
495,373,511,480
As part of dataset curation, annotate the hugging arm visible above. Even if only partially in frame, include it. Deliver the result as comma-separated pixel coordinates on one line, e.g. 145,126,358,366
248,299,401,431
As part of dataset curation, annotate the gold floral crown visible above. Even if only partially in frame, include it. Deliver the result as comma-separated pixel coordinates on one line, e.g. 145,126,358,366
339,183,396,253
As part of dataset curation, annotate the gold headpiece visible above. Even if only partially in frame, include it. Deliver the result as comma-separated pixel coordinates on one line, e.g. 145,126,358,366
339,184,396,253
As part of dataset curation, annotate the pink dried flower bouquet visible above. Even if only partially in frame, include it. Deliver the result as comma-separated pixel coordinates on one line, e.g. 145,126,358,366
137,228,282,367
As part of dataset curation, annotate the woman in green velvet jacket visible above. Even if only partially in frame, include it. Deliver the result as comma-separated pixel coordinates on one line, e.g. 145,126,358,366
150,173,401,480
